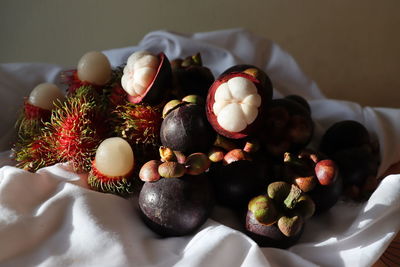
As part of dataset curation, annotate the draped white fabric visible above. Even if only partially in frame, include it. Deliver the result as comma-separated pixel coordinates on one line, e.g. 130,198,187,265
0,29,399,267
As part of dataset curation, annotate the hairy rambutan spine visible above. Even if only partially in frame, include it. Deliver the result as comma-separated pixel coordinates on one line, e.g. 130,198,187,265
44,86,104,173
113,103,162,145
113,103,163,165
14,135,58,172
13,101,54,164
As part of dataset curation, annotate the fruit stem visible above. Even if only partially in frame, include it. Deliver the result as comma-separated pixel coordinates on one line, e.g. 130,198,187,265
283,184,303,210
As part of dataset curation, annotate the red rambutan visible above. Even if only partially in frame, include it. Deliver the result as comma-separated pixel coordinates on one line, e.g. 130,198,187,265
14,135,59,172
13,83,65,164
44,86,105,173
113,102,163,164
87,137,135,196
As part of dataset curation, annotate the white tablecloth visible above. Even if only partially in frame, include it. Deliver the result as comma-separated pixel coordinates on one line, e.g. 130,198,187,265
0,29,399,267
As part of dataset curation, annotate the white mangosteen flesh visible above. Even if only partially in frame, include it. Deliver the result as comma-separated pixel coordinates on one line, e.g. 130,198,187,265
94,137,134,177
213,77,261,132
28,83,65,110
77,51,112,86
121,51,160,97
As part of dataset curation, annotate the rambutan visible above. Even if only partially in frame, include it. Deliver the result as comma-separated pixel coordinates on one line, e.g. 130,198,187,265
61,51,112,96
13,83,65,163
61,69,95,95
87,137,135,197
113,102,163,165
15,101,50,142
44,86,105,173
14,134,58,172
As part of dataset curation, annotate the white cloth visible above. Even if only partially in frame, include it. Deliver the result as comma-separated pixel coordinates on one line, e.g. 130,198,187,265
0,29,399,267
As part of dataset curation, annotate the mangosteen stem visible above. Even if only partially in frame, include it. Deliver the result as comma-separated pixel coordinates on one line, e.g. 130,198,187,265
283,152,302,166
283,185,303,210
192,53,202,66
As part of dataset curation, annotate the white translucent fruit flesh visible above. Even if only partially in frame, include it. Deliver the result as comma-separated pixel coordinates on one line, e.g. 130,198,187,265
95,137,135,177
213,77,261,132
28,83,65,110
77,51,112,86
121,51,159,97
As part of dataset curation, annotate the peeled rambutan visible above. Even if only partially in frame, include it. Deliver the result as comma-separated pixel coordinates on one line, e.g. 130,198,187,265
61,51,112,96
87,137,135,197
15,83,65,140
44,86,104,173
13,83,65,166
113,102,163,165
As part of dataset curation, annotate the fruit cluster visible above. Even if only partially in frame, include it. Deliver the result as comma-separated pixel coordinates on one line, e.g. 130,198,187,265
12,50,380,248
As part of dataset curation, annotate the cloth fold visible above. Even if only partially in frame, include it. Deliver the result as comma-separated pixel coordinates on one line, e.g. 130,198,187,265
0,29,399,267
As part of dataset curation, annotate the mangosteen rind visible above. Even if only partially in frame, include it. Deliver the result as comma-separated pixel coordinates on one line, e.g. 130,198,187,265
206,72,271,139
128,53,172,105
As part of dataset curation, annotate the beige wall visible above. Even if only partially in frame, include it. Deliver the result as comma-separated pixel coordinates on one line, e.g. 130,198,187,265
1,0,399,107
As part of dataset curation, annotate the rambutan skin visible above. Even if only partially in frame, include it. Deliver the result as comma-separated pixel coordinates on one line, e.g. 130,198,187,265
24,101,52,120
113,103,163,164
45,86,105,173
87,163,134,197
14,135,58,172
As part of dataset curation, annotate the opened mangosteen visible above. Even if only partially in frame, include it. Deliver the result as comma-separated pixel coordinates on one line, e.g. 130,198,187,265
281,150,342,214
121,51,172,105
160,100,215,154
260,97,314,158
138,173,214,237
319,120,380,200
245,182,314,248
205,67,273,139
220,64,273,100
170,53,214,98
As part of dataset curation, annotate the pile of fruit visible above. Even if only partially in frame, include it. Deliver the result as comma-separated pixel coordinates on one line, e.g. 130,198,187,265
12,50,381,248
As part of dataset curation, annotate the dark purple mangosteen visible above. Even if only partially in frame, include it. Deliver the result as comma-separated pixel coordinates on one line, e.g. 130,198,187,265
170,53,215,98
160,103,215,154
260,98,314,158
319,120,380,200
244,182,314,248
245,210,304,248
209,158,268,212
138,174,214,237
282,151,343,214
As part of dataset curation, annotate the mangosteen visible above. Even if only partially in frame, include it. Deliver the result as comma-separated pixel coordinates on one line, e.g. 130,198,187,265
171,53,214,98
209,156,268,211
319,120,380,199
309,159,343,214
205,69,273,139
138,173,214,237
121,51,172,105
245,210,304,249
245,182,314,248
284,94,311,114
260,98,314,158
160,102,215,154
281,151,343,214
319,120,371,156
220,64,273,100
